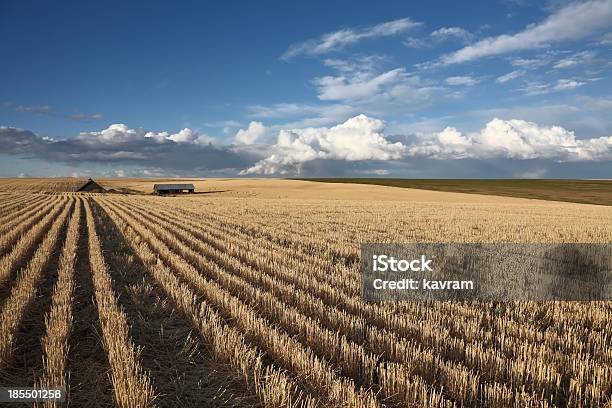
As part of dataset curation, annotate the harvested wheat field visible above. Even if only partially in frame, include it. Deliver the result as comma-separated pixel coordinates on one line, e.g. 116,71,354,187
0,179,611,407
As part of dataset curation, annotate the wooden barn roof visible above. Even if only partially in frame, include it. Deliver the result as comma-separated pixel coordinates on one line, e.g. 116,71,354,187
76,178,106,192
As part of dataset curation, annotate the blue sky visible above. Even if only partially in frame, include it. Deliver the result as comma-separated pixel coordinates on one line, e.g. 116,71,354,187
1,0,611,178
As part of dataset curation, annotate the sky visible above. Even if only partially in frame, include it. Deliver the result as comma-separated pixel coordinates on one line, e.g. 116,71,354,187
0,0,611,178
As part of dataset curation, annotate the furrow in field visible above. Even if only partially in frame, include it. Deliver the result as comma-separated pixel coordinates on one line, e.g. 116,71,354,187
171,199,610,357
0,191,31,205
0,194,48,230
65,202,114,407
83,199,155,408
110,199,377,381
0,193,40,217
95,198,319,408
180,199,611,406
124,201,564,392
161,199,611,375
158,201,357,293
99,197,383,408
117,197,563,407
201,199,612,327
0,198,72,368
0,197,67,293
0,196,60,257
21,196,608,390
37,198,82,406
2,200,73,397
111,198,478,406
89,200,264,407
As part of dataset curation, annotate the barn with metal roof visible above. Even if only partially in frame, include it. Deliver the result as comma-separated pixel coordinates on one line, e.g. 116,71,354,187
153,183,195,195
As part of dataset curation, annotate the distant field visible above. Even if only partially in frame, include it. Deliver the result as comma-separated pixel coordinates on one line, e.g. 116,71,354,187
3,178,611,205
0,177,87,192
296,178,612,206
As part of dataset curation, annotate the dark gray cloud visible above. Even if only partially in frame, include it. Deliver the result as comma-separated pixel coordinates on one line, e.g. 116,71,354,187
0,125,257,174
292,158,612,179
0,127,45,154
4,102,103,122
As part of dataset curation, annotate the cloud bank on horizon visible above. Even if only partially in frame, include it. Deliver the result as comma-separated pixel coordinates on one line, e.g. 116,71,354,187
1,0,611,178
244,115,612,175
2,113,610,177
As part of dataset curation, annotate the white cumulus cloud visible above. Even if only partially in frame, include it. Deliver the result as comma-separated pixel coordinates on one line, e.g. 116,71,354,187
241,114,405,174
234,121,267,145
409,118,612,161
75,124,215,145
241,115,612,174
